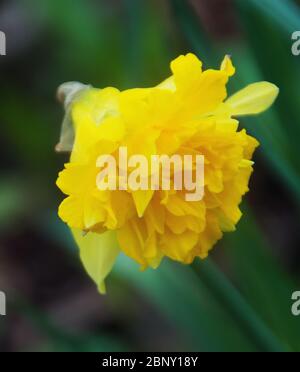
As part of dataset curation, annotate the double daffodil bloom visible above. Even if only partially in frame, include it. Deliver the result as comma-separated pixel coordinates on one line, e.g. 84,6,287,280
56,54,279,293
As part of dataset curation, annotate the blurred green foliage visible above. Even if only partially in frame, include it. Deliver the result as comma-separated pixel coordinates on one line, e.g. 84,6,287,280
1,0,300,352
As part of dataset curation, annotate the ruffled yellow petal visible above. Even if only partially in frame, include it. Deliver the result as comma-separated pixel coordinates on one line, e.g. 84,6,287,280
56,162,96,196
171,53,203,93
193,212,223,259
160,228,199,263
132,189,154,218
84,195,107,230
117,219,147,266
119,87,175,131
58,195,85,230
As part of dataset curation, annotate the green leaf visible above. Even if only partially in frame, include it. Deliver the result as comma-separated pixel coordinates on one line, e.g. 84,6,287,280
236,0,300,34
114,255,278,351
224,206,300,351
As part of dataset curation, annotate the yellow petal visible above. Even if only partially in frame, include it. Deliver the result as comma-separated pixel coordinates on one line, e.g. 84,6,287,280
84,195,106,230
72,87,120,130
170,53,229,118
157,76,176,92
119,88,151,129
226,82,279,116
119,87,175,130
144,197,165,234
178,69,229,118
117,220,147,266
96,116,125,142
132,189,154,218
58,196,84,230
160,229,198,263
171,53,203,93
56,162,95,196
57,86,120,156
195,212,223,259
72,228,119,294
220,55,235,77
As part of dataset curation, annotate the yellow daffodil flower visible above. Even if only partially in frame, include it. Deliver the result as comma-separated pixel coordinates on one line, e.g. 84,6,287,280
56,53,279,293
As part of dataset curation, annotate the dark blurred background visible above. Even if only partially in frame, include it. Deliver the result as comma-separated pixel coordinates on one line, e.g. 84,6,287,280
1,0,300,352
